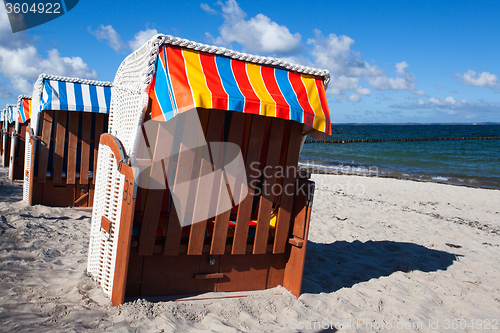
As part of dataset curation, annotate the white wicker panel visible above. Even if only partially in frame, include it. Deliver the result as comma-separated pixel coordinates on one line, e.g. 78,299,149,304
23,130,31,203
87,144,125,299
8,122,18,181
108,37,154,158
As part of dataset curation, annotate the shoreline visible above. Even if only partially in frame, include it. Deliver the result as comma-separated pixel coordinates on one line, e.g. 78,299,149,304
299,164,500,191
1,167,500,332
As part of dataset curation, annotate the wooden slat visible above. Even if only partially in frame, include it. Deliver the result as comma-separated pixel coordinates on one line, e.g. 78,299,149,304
195,273,224,279
282,179,313,298
231,115,267,255
209,112,246,255
110,163,137,306
67,112,79,184
93,113,105,184
164,114,194,256
53,111,67,184
193,110,228,255
273,121,303,253
74,191,89,206
37,110,54,183
253,118,285,254
288,237,304,248
80,113,92,184
101,215,112,233
187,110,216,255
138,120,176,256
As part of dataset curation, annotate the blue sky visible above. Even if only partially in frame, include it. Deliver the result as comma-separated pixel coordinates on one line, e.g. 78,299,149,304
1,0,499,123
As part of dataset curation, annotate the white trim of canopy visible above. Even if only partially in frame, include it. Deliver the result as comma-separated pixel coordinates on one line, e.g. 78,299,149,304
31,74,112,136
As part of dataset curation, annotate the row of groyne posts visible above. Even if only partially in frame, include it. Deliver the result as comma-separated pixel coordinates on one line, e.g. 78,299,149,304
305,136,500,144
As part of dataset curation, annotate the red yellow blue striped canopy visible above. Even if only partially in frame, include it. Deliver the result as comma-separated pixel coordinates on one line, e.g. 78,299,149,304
19,97,31,123
148,44,331,137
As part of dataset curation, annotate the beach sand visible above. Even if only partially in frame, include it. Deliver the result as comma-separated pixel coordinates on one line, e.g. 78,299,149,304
0,167,499,332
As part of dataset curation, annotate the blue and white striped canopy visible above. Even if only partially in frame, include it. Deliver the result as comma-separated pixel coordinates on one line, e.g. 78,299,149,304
6,105,16,124
41,79,112,114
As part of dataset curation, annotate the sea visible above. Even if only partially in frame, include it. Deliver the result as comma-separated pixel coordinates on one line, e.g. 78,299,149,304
299,124,500,189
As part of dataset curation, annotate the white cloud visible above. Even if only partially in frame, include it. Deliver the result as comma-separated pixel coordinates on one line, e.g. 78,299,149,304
305,30,425,97
357,87,371,96
456,70,499,88
367,61,425,96
128,28,159,51
308,29,383,78
200,3,217,14
88,25,124,52
391,95,500,120
0,11,97,96
88,25,158,52
368,76,410,90
209,0,301,55
347,94,361,102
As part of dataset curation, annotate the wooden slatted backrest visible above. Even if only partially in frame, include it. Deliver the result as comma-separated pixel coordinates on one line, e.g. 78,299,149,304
136,109,304,257
34,110,108,184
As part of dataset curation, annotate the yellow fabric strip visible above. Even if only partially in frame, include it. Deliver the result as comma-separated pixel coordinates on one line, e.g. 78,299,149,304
246,63,276,117
302,75,326,133
182,49,212,109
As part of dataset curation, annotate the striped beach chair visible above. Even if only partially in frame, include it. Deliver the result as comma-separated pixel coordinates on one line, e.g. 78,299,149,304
0,108,4,163
8,96,31,182
87,35,331,305
1,104,16,168
24,74,112,207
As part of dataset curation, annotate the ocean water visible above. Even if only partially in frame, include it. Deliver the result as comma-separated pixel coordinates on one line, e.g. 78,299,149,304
300,124,500,189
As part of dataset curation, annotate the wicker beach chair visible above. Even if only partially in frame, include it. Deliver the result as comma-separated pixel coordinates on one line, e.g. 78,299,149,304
23,74,112,207
87,35,332,305
2,105,16,168
0,108,4,163
8,96,31,182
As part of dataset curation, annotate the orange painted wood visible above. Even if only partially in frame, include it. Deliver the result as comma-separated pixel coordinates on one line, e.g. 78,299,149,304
101,215,112,233
266,253,286,289
200,110,232,255
37,110,54,183
273,121,303,253
140,254,214,296
93,113,105,184
195,273,224,279
208,112,246,255
188,110,222,255
53,111,67,184
110,163,137,306
80,113,92,184
11,123,28,181
283,179,313,297
124,249,144,297
288,237,304,248
164,114,195,256
67,112,79,184
232,115,267,255
217,254,270,292
138,121,175,256
74,191,89,207
99,133,123,166
253,118,285,254
27,131,36,205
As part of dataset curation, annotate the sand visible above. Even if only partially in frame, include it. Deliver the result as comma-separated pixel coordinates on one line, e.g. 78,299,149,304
0,166,499,332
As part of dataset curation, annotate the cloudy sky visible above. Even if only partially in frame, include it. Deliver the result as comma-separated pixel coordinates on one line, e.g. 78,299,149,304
1,0,499,123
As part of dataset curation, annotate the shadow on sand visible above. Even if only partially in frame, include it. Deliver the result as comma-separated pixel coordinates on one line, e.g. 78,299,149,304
302,240,458,294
